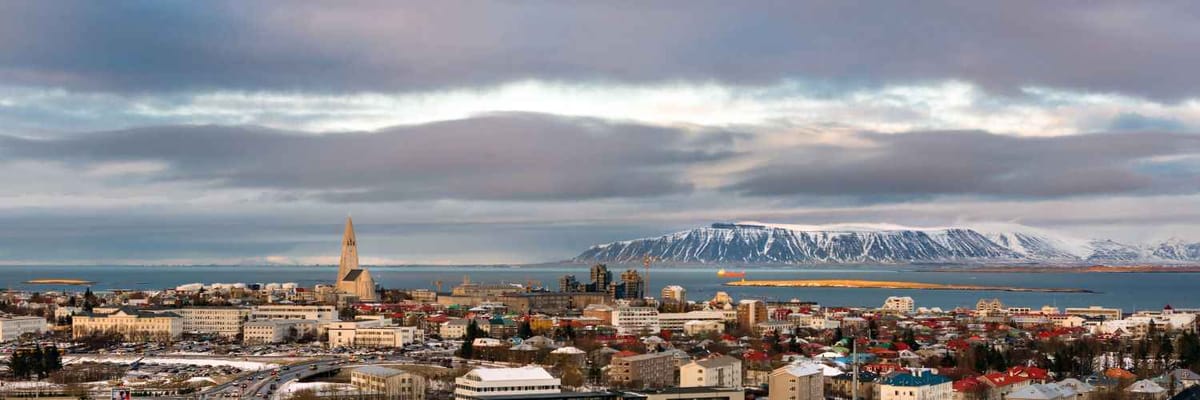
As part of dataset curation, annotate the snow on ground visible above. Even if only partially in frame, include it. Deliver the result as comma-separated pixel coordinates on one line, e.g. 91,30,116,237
276,381,357,396
187,377,217,384
65,355,279,370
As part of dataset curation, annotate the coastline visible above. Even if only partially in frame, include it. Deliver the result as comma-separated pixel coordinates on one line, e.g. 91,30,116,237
725,279,1094,293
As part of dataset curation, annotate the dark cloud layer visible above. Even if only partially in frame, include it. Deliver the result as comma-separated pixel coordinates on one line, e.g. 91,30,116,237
2,2,1199,99
0,113,734,201
727,131,1200,199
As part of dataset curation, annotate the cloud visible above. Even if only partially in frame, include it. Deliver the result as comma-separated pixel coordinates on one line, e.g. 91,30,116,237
0,113,736,201
1108,113,1189,132
2,2,1200,100
726,130,1200,199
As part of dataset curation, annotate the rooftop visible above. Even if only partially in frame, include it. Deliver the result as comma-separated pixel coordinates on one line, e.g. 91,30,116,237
469,366,556,382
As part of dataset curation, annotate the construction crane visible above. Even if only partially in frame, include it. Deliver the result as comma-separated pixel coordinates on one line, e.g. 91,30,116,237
642,255,655,301
432,280,443,292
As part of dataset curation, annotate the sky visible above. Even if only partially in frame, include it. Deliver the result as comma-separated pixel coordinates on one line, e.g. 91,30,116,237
2,1,1200,265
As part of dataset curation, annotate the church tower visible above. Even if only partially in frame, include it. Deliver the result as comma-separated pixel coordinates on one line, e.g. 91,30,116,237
334,216,377,301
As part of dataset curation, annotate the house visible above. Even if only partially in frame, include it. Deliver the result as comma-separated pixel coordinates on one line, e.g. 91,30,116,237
1128,380,1169,400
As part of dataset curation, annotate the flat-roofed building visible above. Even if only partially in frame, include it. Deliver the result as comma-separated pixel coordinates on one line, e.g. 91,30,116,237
659,311,725,331
737,300,767,329
351,365,427,400
609,352,676,389
680,355,742,389
72,307,181,342
1064,306,1122,321
454,366,561,400
243,320,317,344
171,307,248,338
0,316,49,342
250,304,337,322
613,307,660,335
329,324,419,348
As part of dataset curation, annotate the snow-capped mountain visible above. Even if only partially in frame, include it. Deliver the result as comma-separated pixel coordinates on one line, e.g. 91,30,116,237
573,222,1200,264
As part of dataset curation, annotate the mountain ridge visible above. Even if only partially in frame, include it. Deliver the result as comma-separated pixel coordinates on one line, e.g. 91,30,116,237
574,222,1200,265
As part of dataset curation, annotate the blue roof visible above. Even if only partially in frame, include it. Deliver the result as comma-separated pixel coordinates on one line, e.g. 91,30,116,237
881,373,951,387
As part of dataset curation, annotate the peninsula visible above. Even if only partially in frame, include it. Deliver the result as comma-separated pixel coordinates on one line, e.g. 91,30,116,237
24,278,95,285
725,279,1093,293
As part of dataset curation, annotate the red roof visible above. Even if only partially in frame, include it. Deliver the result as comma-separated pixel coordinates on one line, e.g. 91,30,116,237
1007,366,1049,380
954,378,985,392
614,350,640,358
980,372,1027,387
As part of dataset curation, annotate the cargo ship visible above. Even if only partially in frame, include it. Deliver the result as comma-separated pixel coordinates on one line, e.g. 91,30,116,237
716,268,746,279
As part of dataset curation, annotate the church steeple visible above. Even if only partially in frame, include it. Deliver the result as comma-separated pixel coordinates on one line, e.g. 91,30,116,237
337,216,359,279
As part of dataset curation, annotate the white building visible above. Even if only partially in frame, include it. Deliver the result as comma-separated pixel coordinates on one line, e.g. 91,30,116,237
0,316,49,342
613,307,660,335
328,321,419,348
684,320,725,336
169,307,248,338
243,320,317,344
659,311,725,331
661,285,687,306
681,355,742,389
882,297,915,313
453,366,560,400
441,318,471,339
249,304,337,322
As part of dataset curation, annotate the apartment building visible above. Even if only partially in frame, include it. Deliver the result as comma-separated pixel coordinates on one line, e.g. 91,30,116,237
1064,306,1122,321
880,372,953,400
882,297,916,314
609,351,676,389
769,362,824,400
681,355,742,389
737,300,767,329
330,325,419,348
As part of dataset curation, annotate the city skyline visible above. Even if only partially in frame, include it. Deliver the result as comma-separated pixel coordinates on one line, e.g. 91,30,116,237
2,2,1200,264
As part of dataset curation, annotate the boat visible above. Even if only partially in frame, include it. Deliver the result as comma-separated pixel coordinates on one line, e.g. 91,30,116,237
716,268,746,278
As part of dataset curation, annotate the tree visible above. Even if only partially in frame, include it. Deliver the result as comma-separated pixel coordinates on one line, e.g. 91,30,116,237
518,320,533,339
903,329,922,351
459,320,480,359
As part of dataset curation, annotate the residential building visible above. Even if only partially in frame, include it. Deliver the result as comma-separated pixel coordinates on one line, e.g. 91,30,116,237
883,297,916,313
737,300,767,329
879,372,953,400
769,362,824,400
442,318,472,339
454,366,561,400
977,299,1005,316
409,289,438,303
328,322,419,348
352,365,427,400
680,355,742,389
661,286,687,309
609,351,676,389
72,307,182,341
0,316,49,342
613,307,660,335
